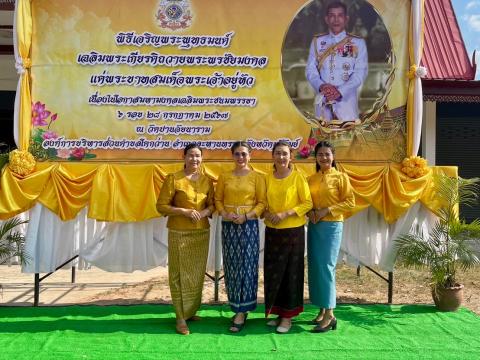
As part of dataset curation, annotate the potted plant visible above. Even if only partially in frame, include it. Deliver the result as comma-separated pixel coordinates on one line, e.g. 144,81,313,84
0,217,30,266
395,173,480,311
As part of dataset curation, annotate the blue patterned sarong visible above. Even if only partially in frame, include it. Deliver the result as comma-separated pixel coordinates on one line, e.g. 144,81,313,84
222,219,259,313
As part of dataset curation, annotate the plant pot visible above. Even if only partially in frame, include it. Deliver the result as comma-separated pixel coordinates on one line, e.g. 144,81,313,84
431,284,464,311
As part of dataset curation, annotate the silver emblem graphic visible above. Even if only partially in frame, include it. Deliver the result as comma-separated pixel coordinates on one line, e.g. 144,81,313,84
156,0,193,30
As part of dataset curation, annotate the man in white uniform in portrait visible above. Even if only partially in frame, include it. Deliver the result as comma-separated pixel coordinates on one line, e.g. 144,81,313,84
306,1,368,123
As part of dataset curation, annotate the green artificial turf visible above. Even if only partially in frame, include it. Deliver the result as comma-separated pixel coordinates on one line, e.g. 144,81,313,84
0,304,479,359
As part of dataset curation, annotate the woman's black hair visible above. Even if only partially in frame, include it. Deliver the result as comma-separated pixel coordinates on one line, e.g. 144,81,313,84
272,141,292,170
314,141,336,171
230,141,251,154
272,140,292,155
183,143,202,155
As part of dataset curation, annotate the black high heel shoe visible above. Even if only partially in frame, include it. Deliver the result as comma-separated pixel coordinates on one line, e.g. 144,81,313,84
311,317,337,333
229,313,248,333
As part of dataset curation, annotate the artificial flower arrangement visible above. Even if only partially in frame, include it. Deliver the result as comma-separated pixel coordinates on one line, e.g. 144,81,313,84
401,155,429,178
8,149,36,176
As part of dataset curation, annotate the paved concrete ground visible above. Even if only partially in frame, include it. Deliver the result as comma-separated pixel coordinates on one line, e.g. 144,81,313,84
0,265,168,306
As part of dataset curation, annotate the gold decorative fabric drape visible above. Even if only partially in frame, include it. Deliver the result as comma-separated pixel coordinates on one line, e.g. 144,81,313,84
0,162,456,224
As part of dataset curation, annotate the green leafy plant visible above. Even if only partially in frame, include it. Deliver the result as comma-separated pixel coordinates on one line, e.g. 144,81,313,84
395,174,480,289
0,217,30,266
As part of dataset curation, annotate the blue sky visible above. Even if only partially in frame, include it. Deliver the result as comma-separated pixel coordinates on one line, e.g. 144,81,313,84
452,0,480,77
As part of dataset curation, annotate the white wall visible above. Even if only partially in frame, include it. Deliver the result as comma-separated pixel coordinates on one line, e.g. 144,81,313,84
422,101,436,165
0,55,17,90
0,9,16,91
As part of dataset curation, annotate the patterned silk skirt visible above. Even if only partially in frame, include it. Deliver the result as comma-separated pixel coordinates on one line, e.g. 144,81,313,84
222,219,260,313
168,228,209,320
264,225,305,318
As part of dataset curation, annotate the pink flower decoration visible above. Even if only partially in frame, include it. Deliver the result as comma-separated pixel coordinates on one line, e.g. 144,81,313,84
31,101,51,126
50,113,58,122
42,130,58,140
307,138,317,146
57,149,72,159
299,146,310,158
71,148,85,159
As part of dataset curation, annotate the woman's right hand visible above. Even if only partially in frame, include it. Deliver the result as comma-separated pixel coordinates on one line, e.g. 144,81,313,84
183,209,202,222
307,210,318,224
268,211,289,225
264,210,273,223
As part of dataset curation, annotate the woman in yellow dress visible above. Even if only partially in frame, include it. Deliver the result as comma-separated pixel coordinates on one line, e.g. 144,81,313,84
215,141,266,332
307,141,355,333
156,144,215,335
263,141,313,334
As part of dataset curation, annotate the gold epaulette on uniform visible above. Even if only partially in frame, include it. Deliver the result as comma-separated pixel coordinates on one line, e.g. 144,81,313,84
313,33,328,38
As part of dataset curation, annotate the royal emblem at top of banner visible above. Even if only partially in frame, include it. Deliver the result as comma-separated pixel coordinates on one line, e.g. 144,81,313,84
156,0,193,31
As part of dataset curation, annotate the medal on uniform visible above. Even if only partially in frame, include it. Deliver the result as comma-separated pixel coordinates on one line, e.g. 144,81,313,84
342,73,349,81
342,63,351,71
329,54,335,81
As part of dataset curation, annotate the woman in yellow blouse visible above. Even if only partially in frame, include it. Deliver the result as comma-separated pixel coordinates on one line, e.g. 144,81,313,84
156,144,215,336
307,141,355,333
215,141,266,333
263,141,313,334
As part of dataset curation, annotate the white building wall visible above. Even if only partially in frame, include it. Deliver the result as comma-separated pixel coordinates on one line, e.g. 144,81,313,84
422,100,436,165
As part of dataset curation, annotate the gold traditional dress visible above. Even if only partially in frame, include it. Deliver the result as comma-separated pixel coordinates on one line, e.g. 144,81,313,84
156,170,215,319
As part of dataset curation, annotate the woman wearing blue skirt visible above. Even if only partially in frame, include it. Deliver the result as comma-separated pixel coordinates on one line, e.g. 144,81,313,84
307,141,355,332
215,141,266,332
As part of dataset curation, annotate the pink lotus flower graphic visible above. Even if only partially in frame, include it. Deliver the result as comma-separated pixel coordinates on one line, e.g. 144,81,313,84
299,145,311,158
56,149,72,159
30,100,96,162
32,101,51,126
71,148,86,160
42,130,58,140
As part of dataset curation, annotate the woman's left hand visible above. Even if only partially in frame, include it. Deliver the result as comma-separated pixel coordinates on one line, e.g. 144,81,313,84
315,208,330,220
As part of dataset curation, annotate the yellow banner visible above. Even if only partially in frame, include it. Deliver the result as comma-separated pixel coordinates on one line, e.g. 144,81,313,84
24,0,409,162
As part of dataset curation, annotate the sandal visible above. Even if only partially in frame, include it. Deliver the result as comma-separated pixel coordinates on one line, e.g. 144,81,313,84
229,313,248,333
266,317,280,327
175,321,190,335
276,318,292,334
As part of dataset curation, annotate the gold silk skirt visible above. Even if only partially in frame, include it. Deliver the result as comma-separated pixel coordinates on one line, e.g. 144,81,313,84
168,228,210,320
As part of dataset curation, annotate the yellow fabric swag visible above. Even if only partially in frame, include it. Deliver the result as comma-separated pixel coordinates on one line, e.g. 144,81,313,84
0,162,456,224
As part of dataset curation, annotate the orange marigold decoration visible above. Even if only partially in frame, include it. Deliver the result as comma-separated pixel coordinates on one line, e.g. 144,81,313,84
401,156,429,179
8,150,36,176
